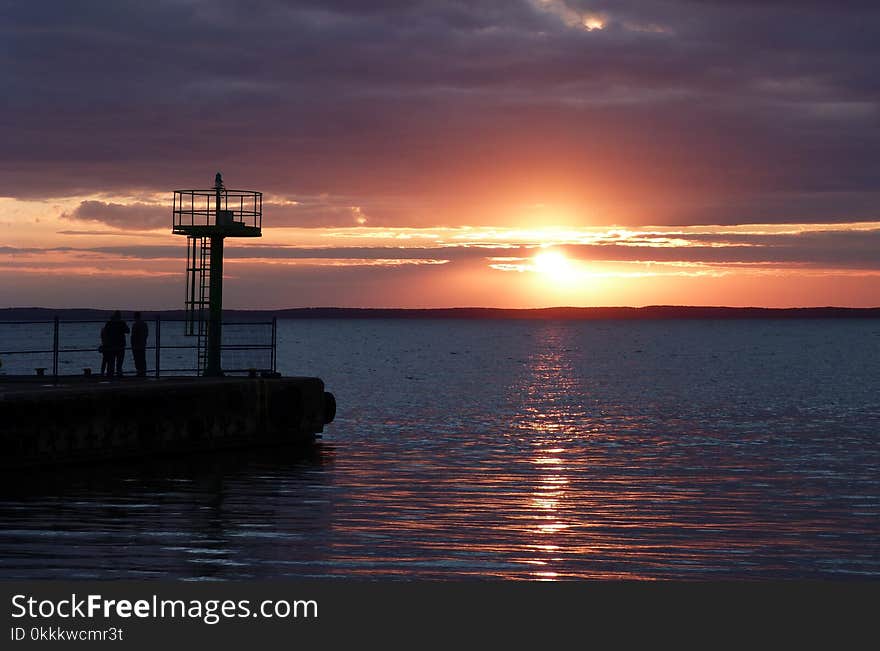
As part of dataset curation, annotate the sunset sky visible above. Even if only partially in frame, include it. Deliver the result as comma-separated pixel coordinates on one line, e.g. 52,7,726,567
2,0,879,309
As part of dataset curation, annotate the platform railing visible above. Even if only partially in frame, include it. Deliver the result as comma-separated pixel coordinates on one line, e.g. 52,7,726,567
172,189,262,231
0,317,277,380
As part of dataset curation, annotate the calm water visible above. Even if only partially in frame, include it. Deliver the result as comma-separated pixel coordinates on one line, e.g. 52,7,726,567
1,319,879,580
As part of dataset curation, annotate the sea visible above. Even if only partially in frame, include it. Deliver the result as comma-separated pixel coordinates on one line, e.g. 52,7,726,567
1,318,878,579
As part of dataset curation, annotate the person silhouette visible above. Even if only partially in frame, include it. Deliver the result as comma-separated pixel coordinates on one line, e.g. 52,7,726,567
103,310,130,377
130,312,149,377
99,324,112,377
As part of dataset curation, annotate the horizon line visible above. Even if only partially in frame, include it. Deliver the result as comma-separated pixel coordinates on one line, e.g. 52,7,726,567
2,305,879,317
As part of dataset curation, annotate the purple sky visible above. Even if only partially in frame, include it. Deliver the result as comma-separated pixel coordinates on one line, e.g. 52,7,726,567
1,1,879,308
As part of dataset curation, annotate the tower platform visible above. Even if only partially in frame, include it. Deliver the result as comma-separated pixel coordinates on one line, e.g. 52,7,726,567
172,223,262,238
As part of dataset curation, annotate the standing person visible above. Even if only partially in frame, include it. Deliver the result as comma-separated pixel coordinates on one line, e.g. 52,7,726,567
99,324,112,377
104,310,130,377
130,312,149,377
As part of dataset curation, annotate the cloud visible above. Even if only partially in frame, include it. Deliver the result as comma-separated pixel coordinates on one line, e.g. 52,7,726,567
5,223,880,269
61,201,167,230
2,1,880,227
57,195,412,230
264,196,416,227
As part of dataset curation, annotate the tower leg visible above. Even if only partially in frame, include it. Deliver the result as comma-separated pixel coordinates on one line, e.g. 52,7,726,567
206,235,224,376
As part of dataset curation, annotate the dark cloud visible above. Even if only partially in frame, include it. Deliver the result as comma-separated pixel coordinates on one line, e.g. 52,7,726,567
61,201,167,230
57,196,407,229
2,1,880,225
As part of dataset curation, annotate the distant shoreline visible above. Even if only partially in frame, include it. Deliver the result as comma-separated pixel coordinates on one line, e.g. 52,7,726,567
2,306,879,321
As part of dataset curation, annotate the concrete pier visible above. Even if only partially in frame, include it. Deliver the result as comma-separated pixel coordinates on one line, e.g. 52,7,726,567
0,376,335,469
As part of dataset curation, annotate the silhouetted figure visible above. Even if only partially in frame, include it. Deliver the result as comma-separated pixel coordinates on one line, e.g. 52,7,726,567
99,324,112,377
130,312,149,377
103,310,130,377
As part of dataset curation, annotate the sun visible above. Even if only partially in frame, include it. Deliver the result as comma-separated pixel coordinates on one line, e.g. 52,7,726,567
532,249,577,284
583,16,605,31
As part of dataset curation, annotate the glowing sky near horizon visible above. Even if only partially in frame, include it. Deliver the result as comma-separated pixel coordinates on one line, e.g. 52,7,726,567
1,1,879,309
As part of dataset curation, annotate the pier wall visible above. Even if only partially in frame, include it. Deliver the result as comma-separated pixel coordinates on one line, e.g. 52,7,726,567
0,377,333,469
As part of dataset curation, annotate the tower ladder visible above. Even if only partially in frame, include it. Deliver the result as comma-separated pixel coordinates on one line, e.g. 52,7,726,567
185,236,212,373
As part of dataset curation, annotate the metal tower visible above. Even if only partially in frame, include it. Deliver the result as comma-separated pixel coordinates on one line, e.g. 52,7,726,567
172,173,262,376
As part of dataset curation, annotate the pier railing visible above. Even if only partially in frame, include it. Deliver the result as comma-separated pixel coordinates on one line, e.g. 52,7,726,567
0,317,277,379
